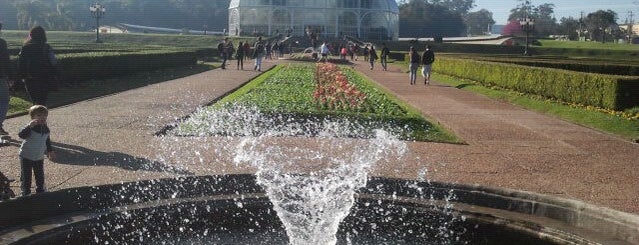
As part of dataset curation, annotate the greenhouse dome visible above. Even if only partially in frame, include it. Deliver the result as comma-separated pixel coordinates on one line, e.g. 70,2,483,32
229,0,399,40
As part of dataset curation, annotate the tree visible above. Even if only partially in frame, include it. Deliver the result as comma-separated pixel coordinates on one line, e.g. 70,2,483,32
398,0,469,38
0,0,19,29
558,17,580,40
584,10,618,42
508,1,558,37
431,0,475,15
464,9,495,35
501,21,522,36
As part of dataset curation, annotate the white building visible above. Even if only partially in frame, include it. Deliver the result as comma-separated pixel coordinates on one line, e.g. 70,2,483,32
228,0,399,40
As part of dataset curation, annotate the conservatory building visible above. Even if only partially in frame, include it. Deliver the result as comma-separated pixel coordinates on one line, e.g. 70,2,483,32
228,0,399,40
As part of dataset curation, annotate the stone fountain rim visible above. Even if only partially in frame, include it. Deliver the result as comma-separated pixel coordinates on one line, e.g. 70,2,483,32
0,175,637,244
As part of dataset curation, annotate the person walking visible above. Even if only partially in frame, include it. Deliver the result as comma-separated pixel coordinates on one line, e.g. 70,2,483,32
368,45,378,70
253,36,265,71
421,45,435,85
408,46,420,85
380,43,390,71
219,37,233,69
319,42,330,62
17,26,57,106
363,46,369,62
236,41,245,70
0,22,13,136
243,42,251,61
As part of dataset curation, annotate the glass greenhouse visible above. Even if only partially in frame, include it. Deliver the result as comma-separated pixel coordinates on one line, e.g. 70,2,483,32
228,0,399,40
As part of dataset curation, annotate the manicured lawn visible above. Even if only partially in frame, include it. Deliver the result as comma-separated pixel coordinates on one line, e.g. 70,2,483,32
538,40,639,51
177,64,461,143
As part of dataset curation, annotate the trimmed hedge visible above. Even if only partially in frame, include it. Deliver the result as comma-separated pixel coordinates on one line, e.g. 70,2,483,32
464,56,639,76
433,57,639,110
55,50,197,82
384,41,525,57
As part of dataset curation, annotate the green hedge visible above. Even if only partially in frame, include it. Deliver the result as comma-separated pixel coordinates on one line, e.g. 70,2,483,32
433,57,639,110
55,50,197,82
466,57,639,76
383,41,525,56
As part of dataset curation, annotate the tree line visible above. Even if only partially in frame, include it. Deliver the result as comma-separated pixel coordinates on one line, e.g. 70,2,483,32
0,0,229,32
503,0,631,42
0,0,631,41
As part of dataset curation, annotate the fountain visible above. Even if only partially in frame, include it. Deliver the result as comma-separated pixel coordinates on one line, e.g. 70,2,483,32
1,104,638,244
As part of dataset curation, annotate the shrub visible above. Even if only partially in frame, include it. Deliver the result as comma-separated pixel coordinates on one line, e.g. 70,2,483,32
55,50,197,82
433,57,639,110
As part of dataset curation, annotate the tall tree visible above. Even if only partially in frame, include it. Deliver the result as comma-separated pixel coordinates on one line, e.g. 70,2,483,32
399,0,470,37
0,0,19,29
431,0,475,14
558,17,580,40
584,10,618,42
508,0,558,37
464,9,495,35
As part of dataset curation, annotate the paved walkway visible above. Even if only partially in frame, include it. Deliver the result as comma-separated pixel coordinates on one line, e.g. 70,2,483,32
1,58,637,214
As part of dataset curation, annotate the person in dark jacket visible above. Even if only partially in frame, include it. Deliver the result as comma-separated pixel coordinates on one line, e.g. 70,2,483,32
408,46,420,85
421,45,435,85
368,45,378,70
380,43,390,71
236,41,245,70
17,26,57,106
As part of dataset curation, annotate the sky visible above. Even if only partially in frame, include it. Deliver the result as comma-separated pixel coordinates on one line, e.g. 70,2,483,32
470,0,639,24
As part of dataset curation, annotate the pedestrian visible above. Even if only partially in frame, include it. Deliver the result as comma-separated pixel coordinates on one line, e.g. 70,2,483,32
352,44,359,61
380,43,390,71
319,42,330,62
363,46,369,62
243,42,251,61
266,41,272,60
219,37,233,69
421,45,435,85
253,36,265,71
17,26,57,106
236,41,245,70
408,46,420,85
278,41,285,58
348,44,354,61
340,46,348,60
368,45,378,70
18,105,55,196
0,22,13,136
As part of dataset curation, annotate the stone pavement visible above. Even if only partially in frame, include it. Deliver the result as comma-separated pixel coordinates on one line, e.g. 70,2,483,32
0,57,637,214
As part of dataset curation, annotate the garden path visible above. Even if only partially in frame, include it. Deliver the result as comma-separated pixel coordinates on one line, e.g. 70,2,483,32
0,57,637,215
351,59,639,214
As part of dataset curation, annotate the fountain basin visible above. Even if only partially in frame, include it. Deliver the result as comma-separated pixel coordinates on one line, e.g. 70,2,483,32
0,175,637,244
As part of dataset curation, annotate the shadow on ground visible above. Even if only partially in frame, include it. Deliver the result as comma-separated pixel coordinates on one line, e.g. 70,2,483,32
51,142,193,175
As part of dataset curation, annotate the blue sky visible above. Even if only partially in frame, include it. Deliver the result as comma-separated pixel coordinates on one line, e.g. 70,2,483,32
470,0,638,24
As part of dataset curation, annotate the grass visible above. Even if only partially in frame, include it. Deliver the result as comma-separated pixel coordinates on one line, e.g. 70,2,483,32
538,40,639,51
431,73,639,141
8,63,217,117
180,64,461,143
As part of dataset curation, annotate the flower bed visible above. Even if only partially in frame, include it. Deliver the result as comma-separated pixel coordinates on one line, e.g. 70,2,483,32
314,63,366,110
176,64,459,143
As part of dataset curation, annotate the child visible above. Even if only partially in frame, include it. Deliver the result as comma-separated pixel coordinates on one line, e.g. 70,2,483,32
18,105,55,196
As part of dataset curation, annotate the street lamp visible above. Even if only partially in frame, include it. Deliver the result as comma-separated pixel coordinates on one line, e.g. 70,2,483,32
89,3,106,43
519,17,534,56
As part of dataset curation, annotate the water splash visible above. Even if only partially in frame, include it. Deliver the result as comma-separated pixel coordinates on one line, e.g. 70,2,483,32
176,104,407,244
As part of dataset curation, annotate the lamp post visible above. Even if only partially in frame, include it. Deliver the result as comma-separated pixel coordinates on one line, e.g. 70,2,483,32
519,17,534,56
89,3,106,43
